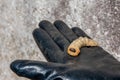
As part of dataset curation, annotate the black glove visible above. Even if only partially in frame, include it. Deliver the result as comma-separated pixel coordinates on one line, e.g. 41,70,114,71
10,20,120,80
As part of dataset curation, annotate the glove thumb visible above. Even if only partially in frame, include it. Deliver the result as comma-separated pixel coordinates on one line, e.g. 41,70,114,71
10,60,66,80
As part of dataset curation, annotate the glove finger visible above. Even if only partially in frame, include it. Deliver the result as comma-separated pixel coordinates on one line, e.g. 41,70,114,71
10,60,65,80
39,20,69,51
72,27,91,38
54,20,78,42
33,28,65,63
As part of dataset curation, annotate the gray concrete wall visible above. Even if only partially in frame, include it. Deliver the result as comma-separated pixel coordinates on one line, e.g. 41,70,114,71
0,0,120,80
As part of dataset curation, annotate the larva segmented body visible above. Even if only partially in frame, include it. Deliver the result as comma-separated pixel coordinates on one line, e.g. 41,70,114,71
67,37,98,56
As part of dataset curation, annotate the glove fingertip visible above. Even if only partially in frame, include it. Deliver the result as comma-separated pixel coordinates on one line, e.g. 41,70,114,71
10,60,24,75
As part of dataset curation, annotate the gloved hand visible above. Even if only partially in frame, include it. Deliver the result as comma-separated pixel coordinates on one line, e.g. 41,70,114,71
10,20,120,80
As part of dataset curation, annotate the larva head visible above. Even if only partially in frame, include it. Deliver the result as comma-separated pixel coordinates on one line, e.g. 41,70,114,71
67,46,80,56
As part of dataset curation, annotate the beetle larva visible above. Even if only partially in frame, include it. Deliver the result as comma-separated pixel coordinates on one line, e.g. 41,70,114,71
67,37,98,56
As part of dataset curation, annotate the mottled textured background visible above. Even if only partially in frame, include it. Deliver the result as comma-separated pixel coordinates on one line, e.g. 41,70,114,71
0,0,120,80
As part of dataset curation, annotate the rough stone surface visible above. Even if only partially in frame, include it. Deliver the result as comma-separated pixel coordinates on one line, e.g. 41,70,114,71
0,0,119,80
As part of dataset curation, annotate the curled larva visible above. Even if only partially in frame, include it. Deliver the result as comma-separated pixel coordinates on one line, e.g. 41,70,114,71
67,37,98,56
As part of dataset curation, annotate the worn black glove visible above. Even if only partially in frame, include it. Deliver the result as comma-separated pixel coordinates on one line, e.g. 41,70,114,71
10,20,120,80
